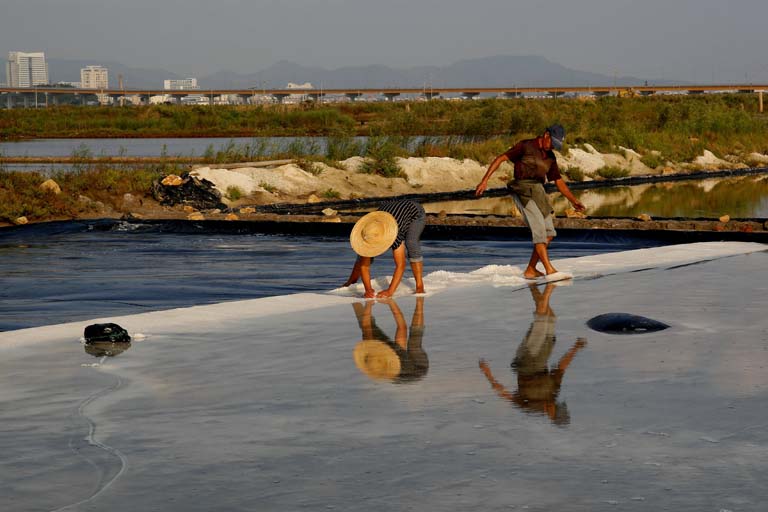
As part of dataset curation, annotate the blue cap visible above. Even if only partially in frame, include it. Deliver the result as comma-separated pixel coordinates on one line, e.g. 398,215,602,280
547,124,566,150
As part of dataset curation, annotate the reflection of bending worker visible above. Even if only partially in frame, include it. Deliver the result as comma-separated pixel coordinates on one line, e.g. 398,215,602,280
479,283,586,426
352,297,428,383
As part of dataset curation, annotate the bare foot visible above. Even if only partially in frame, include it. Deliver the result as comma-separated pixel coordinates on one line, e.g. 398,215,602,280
523,269,545,279
415,286,425,294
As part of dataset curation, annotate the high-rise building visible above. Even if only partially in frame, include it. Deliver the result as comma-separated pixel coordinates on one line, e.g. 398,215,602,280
6,51,49,88
81,65,108,89
81,65,109,104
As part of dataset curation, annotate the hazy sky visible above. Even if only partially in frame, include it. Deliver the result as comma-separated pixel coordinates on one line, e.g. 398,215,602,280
3,0,768,83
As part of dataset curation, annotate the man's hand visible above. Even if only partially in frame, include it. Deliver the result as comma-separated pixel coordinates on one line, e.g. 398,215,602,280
475,181,488,197
572,200,586,212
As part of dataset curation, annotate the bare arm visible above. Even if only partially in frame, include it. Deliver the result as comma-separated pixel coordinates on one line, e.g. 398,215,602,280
475,154,509,197
358,256,375,299
376,245,407,298
554,178,585,211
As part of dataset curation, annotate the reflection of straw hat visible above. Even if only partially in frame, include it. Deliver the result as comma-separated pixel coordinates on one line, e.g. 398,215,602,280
353,340,401,380
350,211,398,257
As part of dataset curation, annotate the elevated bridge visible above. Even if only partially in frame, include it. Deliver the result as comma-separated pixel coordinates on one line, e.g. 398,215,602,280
1,84,766,107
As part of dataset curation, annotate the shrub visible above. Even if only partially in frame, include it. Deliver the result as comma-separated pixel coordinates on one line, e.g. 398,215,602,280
296,158,323,176
322,188,341,199
596,166,630,179
564,167,585,182
640,153,665,169
226,185,244,201
259,181,277,193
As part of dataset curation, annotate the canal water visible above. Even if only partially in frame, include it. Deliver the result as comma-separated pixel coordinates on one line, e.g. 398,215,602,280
423,175,768,219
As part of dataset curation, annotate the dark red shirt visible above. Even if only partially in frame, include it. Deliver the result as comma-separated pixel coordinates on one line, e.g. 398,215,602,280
504,138,562,184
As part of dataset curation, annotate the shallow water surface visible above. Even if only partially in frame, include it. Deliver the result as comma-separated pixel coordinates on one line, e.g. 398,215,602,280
0,220,653,331
1,249,767,511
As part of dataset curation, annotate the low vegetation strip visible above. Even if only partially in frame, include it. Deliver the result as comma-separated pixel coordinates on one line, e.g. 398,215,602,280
2,94,768,162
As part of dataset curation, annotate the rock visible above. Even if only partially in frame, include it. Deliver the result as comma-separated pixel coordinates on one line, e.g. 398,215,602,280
84,323,131,344
161,174,184,186
307,194,321,204
764,220,768,230
225,213,239,221
39,179,61,195
719,215,730,223
713,223,725,232
183,205,197,213
78,195,93,203
565,208,587,219
322,216,342,223
121,212,145,220
123,193,136,204
240,207,256,214
438,210,448,220
14,216,29,225
209,209,221,214
661,166,677,175
187,212,205,221
636,213,652,222
321,207,338,216
739,224,754,233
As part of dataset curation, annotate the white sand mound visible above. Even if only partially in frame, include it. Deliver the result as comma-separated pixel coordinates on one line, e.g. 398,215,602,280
692,150,731,169
558,147,606,174
397,157,487,187
192,164,324,196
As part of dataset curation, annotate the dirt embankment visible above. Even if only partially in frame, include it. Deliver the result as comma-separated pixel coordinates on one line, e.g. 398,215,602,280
4,149,768,234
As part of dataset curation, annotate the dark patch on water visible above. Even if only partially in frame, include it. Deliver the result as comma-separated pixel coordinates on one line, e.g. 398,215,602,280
587,313,670,335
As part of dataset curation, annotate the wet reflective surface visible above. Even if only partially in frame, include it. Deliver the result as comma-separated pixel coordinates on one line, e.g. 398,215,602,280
0,220,653,331
2,250,767,511
425,175,768,219
480,283,587,426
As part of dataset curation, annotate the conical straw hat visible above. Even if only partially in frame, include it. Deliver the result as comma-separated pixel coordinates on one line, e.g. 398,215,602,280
350,211,398,257
353,340,402,380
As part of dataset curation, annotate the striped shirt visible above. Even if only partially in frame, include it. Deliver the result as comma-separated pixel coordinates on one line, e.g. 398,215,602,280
378,199,425,250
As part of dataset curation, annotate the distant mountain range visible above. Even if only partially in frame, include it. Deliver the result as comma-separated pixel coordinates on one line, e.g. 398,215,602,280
47,55,683,90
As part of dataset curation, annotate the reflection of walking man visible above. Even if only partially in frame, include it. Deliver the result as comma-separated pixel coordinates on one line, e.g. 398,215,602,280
479,283,586,425
474,125,585,279
352,297,428,383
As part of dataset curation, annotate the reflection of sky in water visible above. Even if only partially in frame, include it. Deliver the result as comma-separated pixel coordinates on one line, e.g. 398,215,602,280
2,249,767,510
426,175,768,219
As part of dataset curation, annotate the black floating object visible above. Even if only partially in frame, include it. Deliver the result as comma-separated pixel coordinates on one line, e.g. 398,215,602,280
84,323,131,344
587,313,670,335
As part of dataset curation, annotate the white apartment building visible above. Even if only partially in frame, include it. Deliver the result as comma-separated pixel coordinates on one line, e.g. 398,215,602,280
6,51,49,88
163,78,199,90
81,65,109,104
